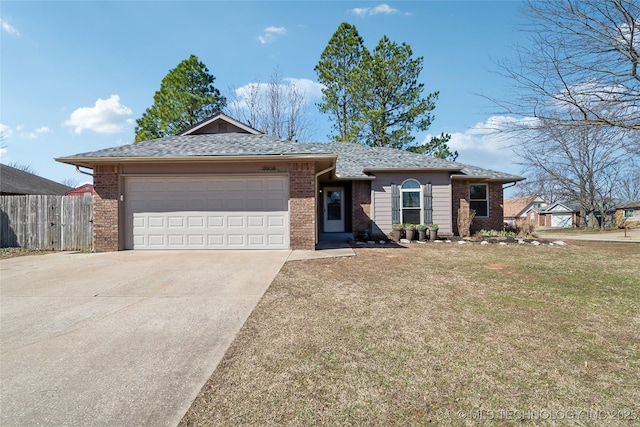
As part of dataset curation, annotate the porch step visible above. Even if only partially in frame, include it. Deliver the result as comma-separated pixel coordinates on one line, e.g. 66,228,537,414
319,232,354,242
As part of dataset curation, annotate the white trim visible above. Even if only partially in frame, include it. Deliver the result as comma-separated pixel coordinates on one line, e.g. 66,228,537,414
400,178,423,224
323,186,345,233
469,183,489,218
180,113,262,135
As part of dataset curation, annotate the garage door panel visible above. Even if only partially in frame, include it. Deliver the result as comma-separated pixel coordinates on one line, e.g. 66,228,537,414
125,177,289,249
227,234,245,246
248,216,265,227
267,215,286,227
148,235,167,246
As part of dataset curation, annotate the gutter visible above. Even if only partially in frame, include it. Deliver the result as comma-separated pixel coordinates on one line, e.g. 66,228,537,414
55,153,338,169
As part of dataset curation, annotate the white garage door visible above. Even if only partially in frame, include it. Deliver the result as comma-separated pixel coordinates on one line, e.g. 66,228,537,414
551,213,572,228
124,176,289,249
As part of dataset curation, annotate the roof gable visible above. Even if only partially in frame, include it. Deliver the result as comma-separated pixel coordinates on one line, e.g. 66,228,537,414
504,196,545,218
180,112,262,136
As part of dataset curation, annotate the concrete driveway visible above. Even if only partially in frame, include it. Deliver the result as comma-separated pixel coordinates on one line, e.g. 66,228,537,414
0,250,290,426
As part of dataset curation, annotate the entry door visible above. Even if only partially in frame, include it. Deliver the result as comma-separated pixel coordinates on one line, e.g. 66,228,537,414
323,187,345,232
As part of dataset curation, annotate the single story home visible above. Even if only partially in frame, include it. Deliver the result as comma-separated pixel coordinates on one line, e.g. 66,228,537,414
0,163,72,196
56,113,524,251
503,195,546,227
504,196,579,228
616,201,640,227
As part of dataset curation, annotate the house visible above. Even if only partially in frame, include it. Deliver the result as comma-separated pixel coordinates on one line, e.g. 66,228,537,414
55,113,524,251
65,183,94,197
504,195,579,228
616,201,640,227
503,195,546,227
0,163,72,195
538,202,579,228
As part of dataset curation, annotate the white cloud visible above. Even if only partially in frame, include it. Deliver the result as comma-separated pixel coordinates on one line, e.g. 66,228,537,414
283,78,325,99
25,126,52,139
0,123,13,139
1,19,20,36
421,116,540,175
258,26,287,44
63,95,133,135
350,3,409,17
232,78,324,110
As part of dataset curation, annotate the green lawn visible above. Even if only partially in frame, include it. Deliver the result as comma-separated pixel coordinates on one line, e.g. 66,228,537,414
181,241,640,426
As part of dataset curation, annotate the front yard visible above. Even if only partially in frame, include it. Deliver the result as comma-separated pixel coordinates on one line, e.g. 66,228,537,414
182,241,640,426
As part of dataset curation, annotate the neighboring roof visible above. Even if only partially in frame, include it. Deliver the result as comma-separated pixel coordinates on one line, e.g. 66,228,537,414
56,134,525,183
503,196,537,218
0,163,72,195
540,202,575,213
65,183,94,196
179,112,263,136
617,200,640,209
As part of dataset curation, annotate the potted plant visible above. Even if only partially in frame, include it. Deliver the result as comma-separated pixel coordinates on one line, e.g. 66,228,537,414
427,223,439,241
404,223,416,241
416,224,428,241
391,223,404,242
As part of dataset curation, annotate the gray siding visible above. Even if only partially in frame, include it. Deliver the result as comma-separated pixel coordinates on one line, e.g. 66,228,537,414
371,172,452,235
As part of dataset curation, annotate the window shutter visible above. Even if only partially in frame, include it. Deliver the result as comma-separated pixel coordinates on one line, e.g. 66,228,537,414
423,183,433,224
391,184,400,224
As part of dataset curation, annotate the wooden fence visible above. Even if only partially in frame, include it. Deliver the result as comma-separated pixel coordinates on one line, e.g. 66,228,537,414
0,195,93,251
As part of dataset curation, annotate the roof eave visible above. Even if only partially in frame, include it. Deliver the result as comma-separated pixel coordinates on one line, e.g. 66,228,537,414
451,175,526,183
55,153,338,168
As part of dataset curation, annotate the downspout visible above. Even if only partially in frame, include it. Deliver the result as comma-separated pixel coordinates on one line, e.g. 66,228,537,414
314,164,336,244
75,166,94,177
502,181,517,190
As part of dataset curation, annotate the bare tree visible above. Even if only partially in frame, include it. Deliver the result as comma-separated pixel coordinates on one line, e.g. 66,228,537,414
7,162,37,174
496,0,640,134
514,121,631,229
61,178,80,188
225,67,316,141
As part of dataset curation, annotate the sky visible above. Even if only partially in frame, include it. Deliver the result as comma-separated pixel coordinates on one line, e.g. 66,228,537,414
1,0,530,193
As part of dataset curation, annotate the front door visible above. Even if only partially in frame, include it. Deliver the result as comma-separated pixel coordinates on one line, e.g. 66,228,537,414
323,187,345,232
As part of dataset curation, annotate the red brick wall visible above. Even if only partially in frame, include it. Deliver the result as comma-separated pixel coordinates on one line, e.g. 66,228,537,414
289,162,316,249
93,165,119,252
452,180,504,235
352,180,372,234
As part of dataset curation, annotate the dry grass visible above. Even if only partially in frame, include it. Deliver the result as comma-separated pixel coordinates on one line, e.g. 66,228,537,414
181,241,640,426
0,248,55,259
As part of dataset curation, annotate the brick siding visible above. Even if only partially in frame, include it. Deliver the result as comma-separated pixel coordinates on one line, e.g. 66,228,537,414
289,162,316,249
93,165,119,252
351,180,372,234
452,180,504,235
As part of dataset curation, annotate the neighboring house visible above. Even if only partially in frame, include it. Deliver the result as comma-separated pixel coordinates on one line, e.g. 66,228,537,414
538,202,579,228
66,183,94,197
616,201,640,227
0,163,72,195
504,196,579,228
503,195,546,227
55,113,524,251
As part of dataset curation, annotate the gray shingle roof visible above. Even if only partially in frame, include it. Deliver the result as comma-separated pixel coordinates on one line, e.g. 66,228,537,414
0,163,72,195
57,134,524,182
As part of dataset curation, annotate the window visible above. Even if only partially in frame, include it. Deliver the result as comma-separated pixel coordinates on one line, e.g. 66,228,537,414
470,184,488,217
624,209,634,218
401,179,422,224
